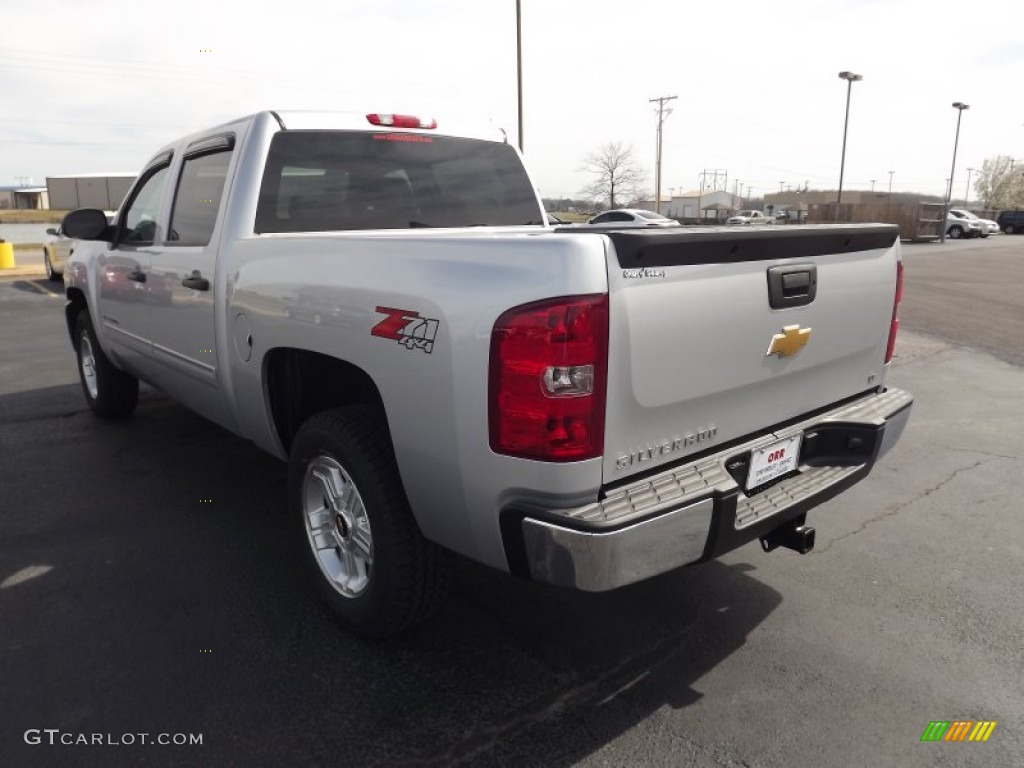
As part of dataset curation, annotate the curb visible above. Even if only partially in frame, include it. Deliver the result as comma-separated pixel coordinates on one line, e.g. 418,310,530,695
1,267,49,279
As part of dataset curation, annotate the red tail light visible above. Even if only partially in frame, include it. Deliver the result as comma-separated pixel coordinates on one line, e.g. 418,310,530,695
885,260,903,363
489,295,608,461
366,113,437,129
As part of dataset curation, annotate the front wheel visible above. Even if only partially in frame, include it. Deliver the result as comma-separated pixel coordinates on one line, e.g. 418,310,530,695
44,249,62,281
289,406,449,638
74,310,138,417
947,225,963,239
1005,225,1016,234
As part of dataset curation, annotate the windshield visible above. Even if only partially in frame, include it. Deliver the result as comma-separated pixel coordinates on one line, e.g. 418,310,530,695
256,131,543,232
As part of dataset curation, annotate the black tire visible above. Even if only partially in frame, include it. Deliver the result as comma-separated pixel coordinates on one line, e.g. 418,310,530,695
947,225,963,239
74,310,139,418
44,249,62,282
289,406,449,638
1006,225,1016,234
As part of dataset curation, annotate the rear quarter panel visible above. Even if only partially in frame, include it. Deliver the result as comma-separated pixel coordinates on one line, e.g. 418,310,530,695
225,230,610,570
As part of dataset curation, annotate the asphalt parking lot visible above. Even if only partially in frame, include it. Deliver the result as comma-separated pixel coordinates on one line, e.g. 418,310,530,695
1,234,1022,767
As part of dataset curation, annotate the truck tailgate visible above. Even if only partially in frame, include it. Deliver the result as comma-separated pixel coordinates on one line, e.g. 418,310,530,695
601,225,900,483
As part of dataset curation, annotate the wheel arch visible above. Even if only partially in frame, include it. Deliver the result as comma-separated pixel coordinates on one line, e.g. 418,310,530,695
65,288,88,348
263,347,390,457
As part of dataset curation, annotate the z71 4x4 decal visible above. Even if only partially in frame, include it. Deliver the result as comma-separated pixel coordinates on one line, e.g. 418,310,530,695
371,306,439,354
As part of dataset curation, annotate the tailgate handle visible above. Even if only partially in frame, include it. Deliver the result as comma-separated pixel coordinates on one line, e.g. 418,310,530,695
767,264,817,309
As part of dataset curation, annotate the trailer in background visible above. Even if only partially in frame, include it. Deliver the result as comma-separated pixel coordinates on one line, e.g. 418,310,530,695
806,201,946,241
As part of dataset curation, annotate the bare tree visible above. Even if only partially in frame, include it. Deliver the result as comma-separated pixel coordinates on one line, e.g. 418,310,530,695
579,142,647,209
975,155,1024,209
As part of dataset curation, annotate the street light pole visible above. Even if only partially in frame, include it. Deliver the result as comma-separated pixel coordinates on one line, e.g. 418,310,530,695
963,167,974,208
516,0,523,152
836,71,863,222
941,102,970,244
871,179,876,192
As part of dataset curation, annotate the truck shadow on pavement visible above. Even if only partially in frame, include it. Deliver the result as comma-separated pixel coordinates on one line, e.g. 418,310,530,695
2,387,782,768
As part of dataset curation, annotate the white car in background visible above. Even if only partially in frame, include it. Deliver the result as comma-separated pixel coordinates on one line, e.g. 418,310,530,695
586,209,680,227
949,208,998,238
726,210,775,225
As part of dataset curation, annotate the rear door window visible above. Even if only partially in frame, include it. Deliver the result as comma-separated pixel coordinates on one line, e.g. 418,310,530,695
255,131,542,232
168,145,233,247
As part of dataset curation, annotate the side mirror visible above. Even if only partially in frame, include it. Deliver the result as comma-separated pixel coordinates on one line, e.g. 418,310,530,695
62,209,112,241
45,227,58,236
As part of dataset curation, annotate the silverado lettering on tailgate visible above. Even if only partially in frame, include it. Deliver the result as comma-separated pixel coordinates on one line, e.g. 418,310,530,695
616,426,718,469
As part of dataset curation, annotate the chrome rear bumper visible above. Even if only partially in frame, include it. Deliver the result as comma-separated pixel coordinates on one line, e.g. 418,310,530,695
518,388,913,591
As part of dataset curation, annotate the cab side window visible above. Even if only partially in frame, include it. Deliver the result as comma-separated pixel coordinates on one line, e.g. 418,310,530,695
168,147,233,247
121,165,170,244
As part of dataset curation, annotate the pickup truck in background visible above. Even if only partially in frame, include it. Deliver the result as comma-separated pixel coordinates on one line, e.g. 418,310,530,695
61,110,913,637
727,209,775,225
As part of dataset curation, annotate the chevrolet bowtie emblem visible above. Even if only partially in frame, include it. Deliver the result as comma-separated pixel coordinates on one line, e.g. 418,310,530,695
767,325,812,357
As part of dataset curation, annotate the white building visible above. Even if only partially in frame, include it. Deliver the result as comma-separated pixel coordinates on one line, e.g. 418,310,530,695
664,190,737,222
0,185,49,209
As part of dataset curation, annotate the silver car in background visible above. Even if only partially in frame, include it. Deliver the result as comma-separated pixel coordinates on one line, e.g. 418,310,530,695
949,208,998,238
585,208,680,227
42,226,73,281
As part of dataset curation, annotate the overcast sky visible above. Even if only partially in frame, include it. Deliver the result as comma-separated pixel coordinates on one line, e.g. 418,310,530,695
3,0,1022,202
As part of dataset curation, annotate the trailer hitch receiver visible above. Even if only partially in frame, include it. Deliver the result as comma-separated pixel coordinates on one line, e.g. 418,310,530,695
761,518,816,554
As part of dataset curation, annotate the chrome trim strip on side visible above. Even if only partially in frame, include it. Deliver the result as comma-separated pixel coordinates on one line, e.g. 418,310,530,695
102,321,146,343
522,498,714,591
151,343,217,386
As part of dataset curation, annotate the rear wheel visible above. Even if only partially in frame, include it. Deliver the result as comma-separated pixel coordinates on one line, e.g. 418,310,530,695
1006,225,1017,234
947,225,963,239
289,406,449,638
74,310,138,418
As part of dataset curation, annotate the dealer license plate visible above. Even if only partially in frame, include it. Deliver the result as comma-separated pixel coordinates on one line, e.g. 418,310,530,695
746,434,802,492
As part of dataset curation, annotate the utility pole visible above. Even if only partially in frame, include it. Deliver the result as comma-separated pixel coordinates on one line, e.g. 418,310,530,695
516,0,523,152
887,170,895,220
871,179,876,192
649,95,677,214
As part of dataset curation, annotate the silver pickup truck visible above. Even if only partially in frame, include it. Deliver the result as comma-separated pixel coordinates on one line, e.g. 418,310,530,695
61,110,912,637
